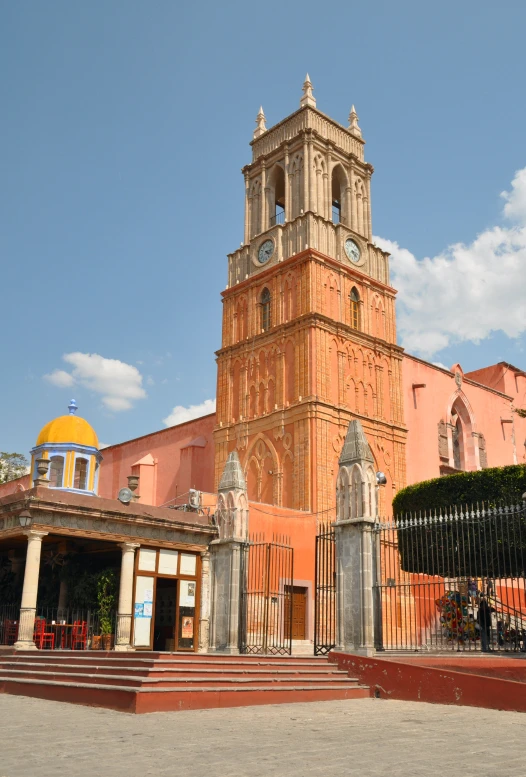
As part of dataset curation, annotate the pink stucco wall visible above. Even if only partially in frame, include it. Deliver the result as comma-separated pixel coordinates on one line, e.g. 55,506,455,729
97,414,216,507
403,356,519,486
0,473,31,498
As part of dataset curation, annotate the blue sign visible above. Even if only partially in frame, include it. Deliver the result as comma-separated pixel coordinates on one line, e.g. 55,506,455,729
134,603,144,618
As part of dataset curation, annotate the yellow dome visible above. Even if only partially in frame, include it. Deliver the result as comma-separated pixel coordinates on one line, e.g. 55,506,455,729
36,401,99,448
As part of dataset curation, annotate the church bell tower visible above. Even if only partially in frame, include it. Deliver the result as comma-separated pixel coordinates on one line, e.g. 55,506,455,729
214,77,406,515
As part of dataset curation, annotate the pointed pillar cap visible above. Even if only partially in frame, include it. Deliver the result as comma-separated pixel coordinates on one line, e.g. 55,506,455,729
300,73,316,108
348,104,362,138
219,451,247,491
253,106,267,139
339,419,374,465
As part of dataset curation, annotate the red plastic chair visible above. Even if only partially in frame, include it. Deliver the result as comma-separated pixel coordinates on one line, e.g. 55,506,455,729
4,620,19,645
70,620,87,650
33,619,55,650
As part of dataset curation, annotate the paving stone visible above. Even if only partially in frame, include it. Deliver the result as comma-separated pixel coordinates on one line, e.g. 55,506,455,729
1,695,526,777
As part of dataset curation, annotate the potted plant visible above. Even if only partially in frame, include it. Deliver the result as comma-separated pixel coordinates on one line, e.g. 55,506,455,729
96,569,118,651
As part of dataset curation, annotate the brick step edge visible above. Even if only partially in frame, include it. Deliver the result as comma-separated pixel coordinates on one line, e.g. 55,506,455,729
0,677,369,694
0,662,346,676
0,670,358,684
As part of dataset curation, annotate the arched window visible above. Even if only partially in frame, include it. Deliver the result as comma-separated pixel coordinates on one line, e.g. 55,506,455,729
269,165,286,226
49,456,64,488
261,288,271,332
350,288,360,330
452,414,463,470
331,165,347,224
74,457,88,490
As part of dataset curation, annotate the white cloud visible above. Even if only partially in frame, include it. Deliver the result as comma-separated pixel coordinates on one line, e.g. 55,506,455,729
432,362,450,371
44,352,147,412
44,369,75,388
375,166,526,359
163,398,216,427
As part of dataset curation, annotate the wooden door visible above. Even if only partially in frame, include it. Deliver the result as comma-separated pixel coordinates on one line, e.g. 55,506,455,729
285,586,307,640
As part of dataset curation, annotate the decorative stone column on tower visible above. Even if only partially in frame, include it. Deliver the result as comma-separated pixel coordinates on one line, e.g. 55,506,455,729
115,542,139,651
198,550,211,652
14,530,49,650
334,420,377,656
208,451,249,653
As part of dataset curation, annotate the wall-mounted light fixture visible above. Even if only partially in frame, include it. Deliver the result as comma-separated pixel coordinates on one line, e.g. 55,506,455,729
18,511,32,528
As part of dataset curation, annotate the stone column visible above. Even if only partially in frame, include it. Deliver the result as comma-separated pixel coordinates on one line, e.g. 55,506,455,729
198,550,211,653
334,419,378,656
115,542,139,651
284,147,290,221
14,530,48,650
334,516,375,655
244,172,250,244
209,539,244,654
303,139,309,213
209,451,249,654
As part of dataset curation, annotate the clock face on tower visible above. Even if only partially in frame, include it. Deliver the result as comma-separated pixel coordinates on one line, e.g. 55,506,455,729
344,238,361,264
258,239,274,264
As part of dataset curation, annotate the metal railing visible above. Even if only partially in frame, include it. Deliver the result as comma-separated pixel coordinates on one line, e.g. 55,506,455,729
239,539,294,655
314,527,336,655
0,604,21,645
374,502,526,652
0,605,117,649
270,210,285,226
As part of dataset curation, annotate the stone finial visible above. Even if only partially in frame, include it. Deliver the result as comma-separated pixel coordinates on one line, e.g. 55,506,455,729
348,105,362,138
300,73,316,108
339,420,374,465
34,457,50,488
253,106,267,139
68,399,78,415
218,451,246,492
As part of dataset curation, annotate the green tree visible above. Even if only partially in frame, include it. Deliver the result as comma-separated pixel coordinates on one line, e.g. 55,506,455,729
0,452,29,484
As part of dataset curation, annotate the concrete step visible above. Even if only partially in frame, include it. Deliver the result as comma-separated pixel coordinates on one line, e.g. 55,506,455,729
0,668,358,689
0,653,371,712
0,661,347,679
0,675,371,713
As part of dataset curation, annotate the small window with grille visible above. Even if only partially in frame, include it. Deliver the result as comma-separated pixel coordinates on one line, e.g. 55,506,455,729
350,287,360,330
261,288,271,332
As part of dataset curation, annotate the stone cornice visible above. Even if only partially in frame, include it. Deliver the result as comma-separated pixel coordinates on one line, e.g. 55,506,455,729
223,247,394,298
0,488,218,549
215,311,404,360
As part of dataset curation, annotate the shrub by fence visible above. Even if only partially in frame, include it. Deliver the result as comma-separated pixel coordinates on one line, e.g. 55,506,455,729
393,465,526,516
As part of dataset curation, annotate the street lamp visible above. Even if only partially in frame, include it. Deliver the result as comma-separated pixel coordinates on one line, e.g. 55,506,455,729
18,511,32,528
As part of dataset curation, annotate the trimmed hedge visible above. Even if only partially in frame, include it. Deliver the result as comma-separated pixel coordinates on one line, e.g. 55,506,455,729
392,464,526,516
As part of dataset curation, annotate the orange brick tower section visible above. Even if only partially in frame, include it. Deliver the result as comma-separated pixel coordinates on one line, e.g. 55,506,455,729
214,79,407,517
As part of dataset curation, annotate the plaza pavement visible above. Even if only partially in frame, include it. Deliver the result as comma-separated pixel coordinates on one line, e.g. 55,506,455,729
1,694,525,777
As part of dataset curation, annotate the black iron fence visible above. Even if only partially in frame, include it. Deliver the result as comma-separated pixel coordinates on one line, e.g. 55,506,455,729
374,502,526,652
0,605,117,650
239,538,294,655
314,527,336,655
0,604,20,645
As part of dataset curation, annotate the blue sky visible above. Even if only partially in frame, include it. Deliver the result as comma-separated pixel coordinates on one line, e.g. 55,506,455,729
2,0,526,456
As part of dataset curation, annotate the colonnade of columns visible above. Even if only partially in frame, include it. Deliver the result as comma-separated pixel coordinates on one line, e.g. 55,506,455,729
12,533,140,652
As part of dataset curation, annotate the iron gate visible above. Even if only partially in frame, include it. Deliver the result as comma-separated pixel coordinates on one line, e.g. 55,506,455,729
314,527,336,655
374,502,526,653
239,539,294,655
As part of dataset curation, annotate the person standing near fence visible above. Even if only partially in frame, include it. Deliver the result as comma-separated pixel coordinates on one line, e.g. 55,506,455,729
478,594,494,652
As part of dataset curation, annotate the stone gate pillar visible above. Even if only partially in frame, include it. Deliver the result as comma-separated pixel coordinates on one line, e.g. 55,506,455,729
209,451,249,654
334,420,377,656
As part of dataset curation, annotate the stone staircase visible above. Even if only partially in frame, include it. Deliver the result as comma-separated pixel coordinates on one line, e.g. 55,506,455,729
0,652,370,713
